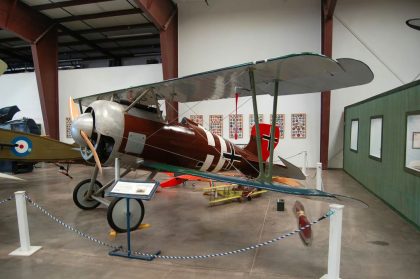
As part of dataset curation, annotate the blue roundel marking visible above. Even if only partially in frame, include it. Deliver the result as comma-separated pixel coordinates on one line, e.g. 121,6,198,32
11,136,32,157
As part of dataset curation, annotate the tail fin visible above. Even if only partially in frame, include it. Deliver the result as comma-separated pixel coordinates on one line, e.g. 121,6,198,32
244,124,280,161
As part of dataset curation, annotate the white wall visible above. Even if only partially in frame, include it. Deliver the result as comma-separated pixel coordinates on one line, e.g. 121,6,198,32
329,0,420,167
0,72,43,126
177,0,321,167
0,64,163,142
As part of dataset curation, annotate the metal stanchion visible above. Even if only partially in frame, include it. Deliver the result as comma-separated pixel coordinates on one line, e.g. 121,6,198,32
316,162,323,190
9,191,42,256
321,204,344,279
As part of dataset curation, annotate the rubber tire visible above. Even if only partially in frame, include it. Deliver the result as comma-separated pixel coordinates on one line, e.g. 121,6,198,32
107,198,145,233
73,179,104,210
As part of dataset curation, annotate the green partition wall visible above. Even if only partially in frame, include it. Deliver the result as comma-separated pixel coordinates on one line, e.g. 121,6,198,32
344,80,420,228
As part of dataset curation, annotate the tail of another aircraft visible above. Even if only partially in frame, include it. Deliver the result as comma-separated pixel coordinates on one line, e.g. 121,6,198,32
244,124,280,161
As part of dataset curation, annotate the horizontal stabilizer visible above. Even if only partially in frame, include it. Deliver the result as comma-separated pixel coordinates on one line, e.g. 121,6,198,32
269,157,306,180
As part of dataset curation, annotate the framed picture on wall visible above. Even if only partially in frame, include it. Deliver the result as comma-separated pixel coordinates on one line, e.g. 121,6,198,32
190,115,203,126
66,117,72,138
413,132,420,149
249,114,264,133
270,114,285,139
209,115,223,136
405,111,420,176
229,114,243,139
291,113,306,139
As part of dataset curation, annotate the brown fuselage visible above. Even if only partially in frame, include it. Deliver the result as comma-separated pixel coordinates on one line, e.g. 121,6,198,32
118,114,260,178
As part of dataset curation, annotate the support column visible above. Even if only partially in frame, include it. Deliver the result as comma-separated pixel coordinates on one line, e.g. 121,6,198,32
31,26,59,139
135,0,178,123
0,0,59,139
320,0,337,169
160,12,178,123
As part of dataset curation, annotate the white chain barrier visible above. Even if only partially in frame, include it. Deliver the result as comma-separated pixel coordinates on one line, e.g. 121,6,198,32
0,193,334,260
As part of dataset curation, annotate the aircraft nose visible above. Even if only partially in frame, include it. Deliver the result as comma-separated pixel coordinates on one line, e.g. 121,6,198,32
71,113,93,146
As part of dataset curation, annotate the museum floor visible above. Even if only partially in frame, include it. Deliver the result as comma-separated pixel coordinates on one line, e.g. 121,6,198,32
0,164,419,279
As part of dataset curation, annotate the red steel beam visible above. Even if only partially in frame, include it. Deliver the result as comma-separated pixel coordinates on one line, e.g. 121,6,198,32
0,0,59,139
0,0,52,42
135,0,178,123
31,27,59,139
320,0,337,169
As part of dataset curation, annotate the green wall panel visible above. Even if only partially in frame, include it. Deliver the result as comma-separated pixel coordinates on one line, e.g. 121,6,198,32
344,80,420,228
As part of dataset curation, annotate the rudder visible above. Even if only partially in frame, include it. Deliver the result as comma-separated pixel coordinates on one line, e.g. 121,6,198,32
244,124,280,161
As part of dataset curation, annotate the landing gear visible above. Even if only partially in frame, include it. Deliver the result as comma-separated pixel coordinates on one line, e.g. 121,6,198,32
73,179,104,210
107,198,145,233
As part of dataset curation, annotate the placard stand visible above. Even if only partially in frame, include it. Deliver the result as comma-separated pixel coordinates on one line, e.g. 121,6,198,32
106,158,160,261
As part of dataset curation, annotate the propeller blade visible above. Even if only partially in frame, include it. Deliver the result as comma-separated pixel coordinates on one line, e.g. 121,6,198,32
80,130,102,174
68,96,80,121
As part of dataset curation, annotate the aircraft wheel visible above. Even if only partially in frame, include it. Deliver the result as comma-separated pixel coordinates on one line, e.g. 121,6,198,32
73,179,104,210
107,198,145,233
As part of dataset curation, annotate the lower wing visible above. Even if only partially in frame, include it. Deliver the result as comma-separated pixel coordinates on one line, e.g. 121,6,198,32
141,161,367,208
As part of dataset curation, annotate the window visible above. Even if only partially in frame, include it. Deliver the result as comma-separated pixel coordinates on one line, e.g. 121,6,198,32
405,111,420,176
350,119,359,152
369,116,383,161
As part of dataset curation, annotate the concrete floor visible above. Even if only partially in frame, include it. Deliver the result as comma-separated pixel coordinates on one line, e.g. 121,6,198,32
0,164,419,279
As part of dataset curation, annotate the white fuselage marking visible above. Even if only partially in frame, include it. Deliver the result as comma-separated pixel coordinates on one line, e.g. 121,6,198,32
198,125,215,147
212,135,227,172
200,154,214,171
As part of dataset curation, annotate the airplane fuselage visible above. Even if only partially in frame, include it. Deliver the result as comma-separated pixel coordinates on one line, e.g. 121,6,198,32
83,100,260,178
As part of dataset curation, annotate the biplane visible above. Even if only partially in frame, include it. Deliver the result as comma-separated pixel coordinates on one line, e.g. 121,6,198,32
0,60,82,179
65,52,373,233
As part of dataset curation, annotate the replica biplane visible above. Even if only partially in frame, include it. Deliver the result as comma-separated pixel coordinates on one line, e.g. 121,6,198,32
64,53,373,233
0,59,7,75
0,60,83,179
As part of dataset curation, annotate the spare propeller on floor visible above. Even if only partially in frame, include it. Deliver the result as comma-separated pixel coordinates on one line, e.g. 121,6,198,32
68,97,103,174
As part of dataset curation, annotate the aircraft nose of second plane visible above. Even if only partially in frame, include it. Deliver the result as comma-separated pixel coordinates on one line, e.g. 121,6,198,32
71,113,94,146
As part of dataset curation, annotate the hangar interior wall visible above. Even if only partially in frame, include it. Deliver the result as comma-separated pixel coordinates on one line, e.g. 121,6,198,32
330,0,420,168
177,0,322,167
1,0,419,169
177,0,420,168
0,64,163,143
343,81,420,228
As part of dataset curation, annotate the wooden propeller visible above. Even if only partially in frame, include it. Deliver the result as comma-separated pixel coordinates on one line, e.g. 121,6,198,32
68,97,102,174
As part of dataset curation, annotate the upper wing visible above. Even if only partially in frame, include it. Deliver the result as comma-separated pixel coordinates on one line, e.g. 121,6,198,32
141,160,368,208
75,53,373,106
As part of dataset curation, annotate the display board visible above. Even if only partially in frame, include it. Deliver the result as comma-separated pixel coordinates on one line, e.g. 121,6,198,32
190,115,203,126
66,117,72,138
270,114,285,138
209,115,223,136
249,114,264,133
229,114,243,139
291,113,306,138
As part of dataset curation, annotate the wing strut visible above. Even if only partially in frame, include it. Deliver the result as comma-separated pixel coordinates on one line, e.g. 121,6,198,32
124,88,152,112
249,68,264,181
266,80,279,180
